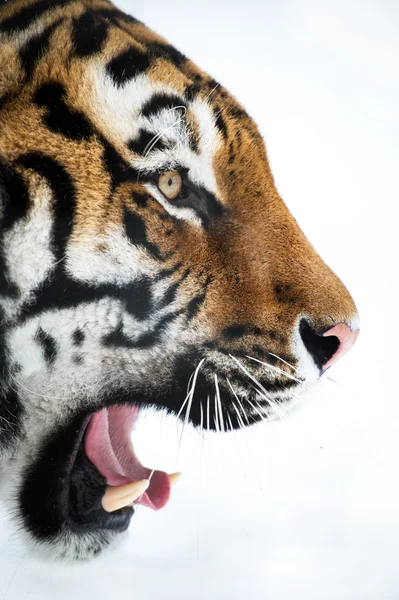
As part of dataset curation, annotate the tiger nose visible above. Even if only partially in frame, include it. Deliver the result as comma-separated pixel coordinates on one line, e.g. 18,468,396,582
300,320,360,372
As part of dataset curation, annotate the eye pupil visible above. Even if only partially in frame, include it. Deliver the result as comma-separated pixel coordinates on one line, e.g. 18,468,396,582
168,178,172,186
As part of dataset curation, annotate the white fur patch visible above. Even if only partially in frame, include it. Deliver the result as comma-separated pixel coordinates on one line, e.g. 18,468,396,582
2,180,54,306
66,225,154,285
86,65,183,145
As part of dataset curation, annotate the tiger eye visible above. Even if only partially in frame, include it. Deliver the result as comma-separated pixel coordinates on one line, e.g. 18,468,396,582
158,171,182,200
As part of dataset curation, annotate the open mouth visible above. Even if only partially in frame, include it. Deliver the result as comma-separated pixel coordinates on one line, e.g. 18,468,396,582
19,404,179,544
84,406,174,513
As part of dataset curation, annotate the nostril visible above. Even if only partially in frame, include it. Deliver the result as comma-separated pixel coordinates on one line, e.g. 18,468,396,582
299,320,340,371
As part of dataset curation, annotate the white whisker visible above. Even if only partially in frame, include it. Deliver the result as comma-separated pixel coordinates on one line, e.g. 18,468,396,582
266,352,299,373
226,412,233,433
214,374,225,432
177,358,205,461
226,378,250,426
231,400,246,430
245,355,302,383
229,355,286,420
244,395,268,422
135,117,185,183
199,401,204,440
213,394,220,432
184,358,205,428
167,105,187,115
176,361,203,420
143,118,184,158
176,389,191,421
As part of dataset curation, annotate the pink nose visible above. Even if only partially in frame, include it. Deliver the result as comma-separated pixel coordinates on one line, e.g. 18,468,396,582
322,324,360,372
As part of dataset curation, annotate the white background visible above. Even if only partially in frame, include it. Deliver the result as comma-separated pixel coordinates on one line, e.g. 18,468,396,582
1,0,398,598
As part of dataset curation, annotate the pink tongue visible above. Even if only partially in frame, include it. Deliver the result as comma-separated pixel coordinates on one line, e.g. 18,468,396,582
84,406,170,510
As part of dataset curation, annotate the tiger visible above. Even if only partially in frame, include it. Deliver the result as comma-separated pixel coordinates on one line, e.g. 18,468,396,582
0,0,359,560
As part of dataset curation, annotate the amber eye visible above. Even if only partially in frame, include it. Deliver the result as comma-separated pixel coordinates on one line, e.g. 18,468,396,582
158,170,182,200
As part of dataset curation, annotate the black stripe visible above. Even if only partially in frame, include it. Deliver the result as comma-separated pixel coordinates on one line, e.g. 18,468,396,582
250,345,297,369
34,82,95,141
186,275,211,320
184,84,200,102
132,191,151,208
102,322,136,349
0,91,17,112
158,261,184,279
0,0,71,33
103,309,182,350
72,328,84,345
228,141,235,164
228,106,248,121
17,153,76,264
148,43,186,68
134,310,182,348
157,268,190,310
19,19,61,79
72,10,109,58
222,324,262,340
102,138,138,188
127,130,167,155
19,270,154,324
141,93,185,118
0,166,30,231
186,294,205,320
208,78,219,89
106,47,150,87
123,209,162,259
35,327,57,365
125,276,153,320
215,111,228,140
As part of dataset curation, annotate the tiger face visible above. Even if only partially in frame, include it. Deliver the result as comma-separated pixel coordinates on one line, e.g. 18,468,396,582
0,0,359,560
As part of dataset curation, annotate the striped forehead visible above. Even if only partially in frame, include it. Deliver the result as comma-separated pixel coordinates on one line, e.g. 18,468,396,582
86,64,220,193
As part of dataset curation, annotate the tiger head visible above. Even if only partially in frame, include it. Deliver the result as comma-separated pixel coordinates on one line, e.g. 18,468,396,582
0,0,359,560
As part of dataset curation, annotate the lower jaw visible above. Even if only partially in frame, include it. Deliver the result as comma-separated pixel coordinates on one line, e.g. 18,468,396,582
68,440,134,534
19,411,135,543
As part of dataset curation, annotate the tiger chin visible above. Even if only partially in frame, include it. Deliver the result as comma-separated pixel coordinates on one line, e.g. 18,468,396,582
0,0,359,560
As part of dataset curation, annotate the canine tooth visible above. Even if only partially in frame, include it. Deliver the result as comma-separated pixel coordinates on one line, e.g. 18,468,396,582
168,472,181,486
102,480,150,513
